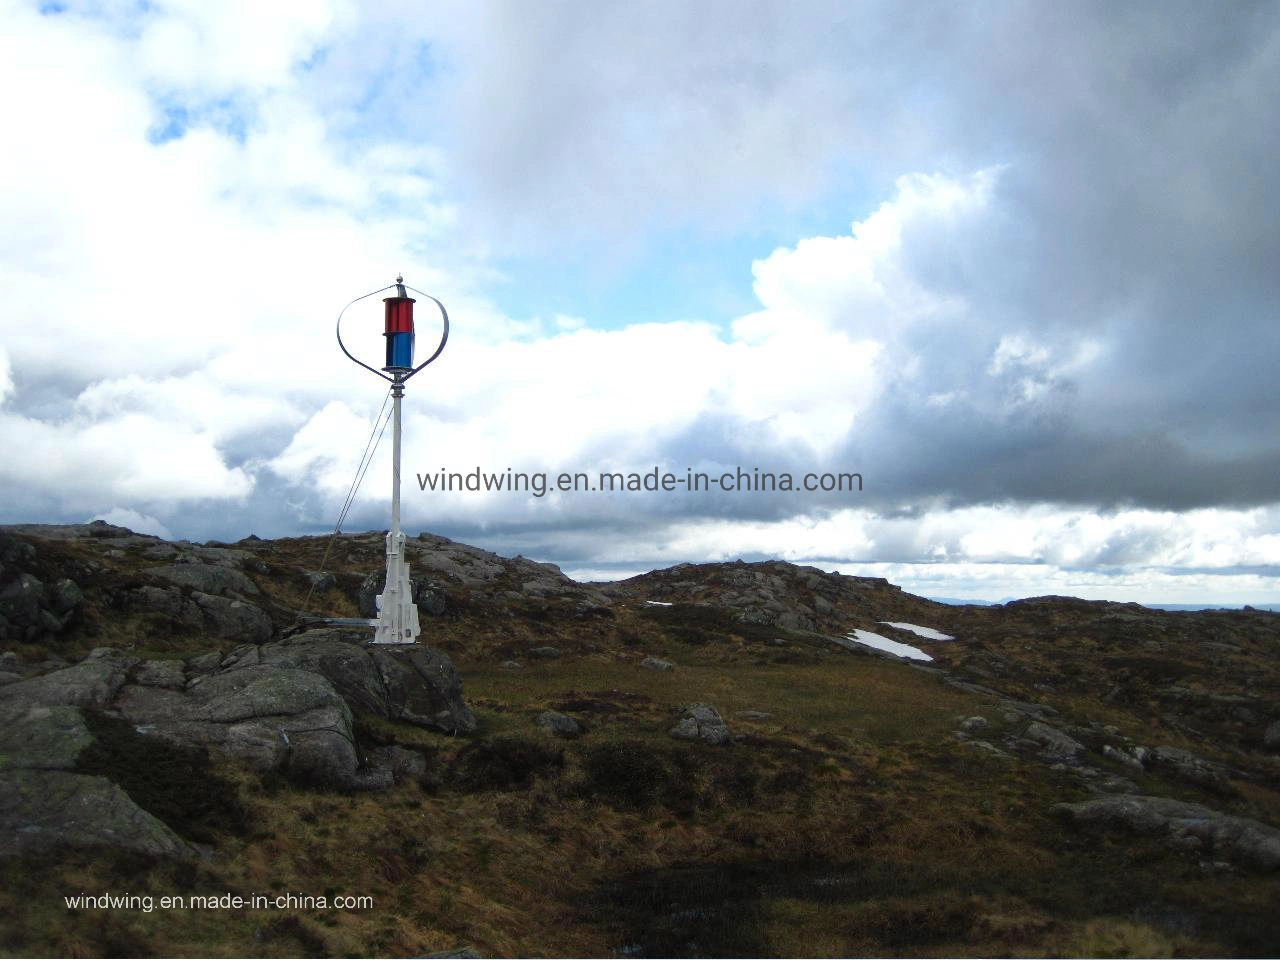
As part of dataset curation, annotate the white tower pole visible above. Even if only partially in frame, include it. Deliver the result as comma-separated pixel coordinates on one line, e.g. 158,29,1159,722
373,374,420,644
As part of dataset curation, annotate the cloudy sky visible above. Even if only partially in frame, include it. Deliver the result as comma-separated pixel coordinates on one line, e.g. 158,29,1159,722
1,0,1278,603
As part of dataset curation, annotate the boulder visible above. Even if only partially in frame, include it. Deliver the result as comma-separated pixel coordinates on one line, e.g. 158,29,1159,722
308,571,336,592
259,630,476,735
1024,721,1086,761
191,592,273,642
1145,745,1229,791
366,745,429,783
0,704,93,770
1052,794,1280,871
0,769,193,858
371,644,477,734
49,578,84,615
0,572,82,641
147,563,259,598
669,704,730,746
0,657,130,711
126,585,272,641
1102,744,1145,771
536,711,581,739
117,665,359,788
529,646,561,660
188,650,225,674
134,660,186,689
640,656,675,672
1266,719,1280,751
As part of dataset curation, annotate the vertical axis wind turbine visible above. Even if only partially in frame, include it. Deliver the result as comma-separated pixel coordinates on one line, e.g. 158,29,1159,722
336,276,449,644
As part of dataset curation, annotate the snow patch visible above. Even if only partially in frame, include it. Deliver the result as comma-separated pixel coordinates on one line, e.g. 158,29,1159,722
879,621,954,641
846,629,933,662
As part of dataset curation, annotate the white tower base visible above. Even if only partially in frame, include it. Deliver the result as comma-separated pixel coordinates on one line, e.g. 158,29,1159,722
373,530,420,644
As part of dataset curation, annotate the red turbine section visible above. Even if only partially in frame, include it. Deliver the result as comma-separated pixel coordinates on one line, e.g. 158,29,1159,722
384,296,415,334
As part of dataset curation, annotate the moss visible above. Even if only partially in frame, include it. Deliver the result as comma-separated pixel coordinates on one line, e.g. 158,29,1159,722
75,710,251,843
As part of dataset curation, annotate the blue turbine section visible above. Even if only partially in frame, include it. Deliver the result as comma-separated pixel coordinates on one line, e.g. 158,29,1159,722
385,332,414,370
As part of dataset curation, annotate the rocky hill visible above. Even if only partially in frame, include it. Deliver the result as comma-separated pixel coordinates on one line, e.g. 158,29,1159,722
1,521,1278,957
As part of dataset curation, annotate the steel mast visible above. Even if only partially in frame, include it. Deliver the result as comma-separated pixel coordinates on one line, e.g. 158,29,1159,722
335,274,450,645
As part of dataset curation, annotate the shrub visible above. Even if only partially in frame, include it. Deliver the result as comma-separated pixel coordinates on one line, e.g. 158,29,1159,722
449,736,564,791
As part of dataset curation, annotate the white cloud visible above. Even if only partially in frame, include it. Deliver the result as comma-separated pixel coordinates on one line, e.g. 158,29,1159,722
90,506,174,540
0,348,11,405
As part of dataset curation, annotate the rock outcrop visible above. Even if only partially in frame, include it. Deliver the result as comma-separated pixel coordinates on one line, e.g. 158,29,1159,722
0,770,194,859
257,629,477,735
1053,794,1280,871
117,663,360,787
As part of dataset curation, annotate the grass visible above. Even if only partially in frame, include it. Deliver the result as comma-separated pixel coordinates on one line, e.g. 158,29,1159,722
6,640,1277,958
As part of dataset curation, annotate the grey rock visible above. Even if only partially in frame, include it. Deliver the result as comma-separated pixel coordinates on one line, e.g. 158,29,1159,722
148,562,259,597
0,770,194,858
126,584,272,642
0,573,44,625
501,660,523,670
959,716,989,733
308,571,337,592
536,711,581,739
1097,776,1139,793
0,658,129,711
640,656,675,672
142,543,178,560
371,644,477,734
1266,719,1280,751
191,592,273,642
0,652,16,672
998,698,1059,718
1102,744,1145,770
366,745,429,783
118,666,359,787
221,645,261,670
0,704,93,770
669,703,730,746
126,585,201,624
260,631,477,735
1052,794,1280,871
187,650,224,675
0,573,76,640
962,740,1011,759
0,672,21,686
49,578,83,615
1025,721,1086,761
1146,745,1229,791
352,765,395,791
528,646,561,660
775,611,815,632
135,659,186,689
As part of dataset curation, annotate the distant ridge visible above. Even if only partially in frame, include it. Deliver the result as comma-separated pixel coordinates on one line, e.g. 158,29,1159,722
929,595,1280,613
